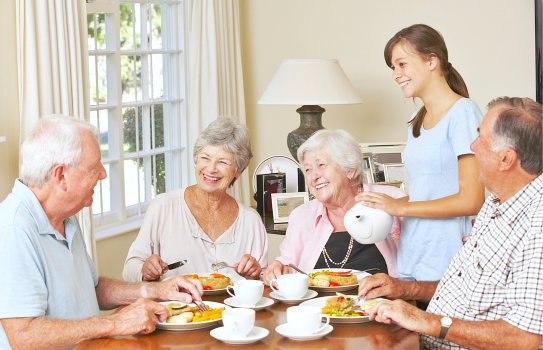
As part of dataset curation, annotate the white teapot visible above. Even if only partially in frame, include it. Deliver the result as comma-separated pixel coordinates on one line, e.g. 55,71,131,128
344,202,393,244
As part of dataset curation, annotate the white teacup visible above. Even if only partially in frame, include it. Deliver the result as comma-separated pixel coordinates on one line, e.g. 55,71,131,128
269,273,308,300
222,308,255,338
226,280,264,307
286,305,330,335
344,202,393,244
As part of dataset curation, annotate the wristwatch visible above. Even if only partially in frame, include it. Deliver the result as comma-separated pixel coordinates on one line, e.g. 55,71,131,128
439,316,453,339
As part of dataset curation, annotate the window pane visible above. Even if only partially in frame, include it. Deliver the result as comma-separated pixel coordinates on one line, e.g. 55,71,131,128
90,109,110,158
121,55,142,102
96,55,108,104
152,153,166,195
150,54,164,99
96,14,106,49
124,158,145,206
89,55,97,105
151,104,164,148
151,4,162,49
123,106,143,153
87,14,95,51
92,163,111,214
120,3,141,50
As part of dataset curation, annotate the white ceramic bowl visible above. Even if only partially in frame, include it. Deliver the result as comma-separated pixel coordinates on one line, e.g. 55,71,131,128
344,203,393,244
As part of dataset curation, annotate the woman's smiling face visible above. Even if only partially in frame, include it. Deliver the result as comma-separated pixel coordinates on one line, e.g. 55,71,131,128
195,144,240,193
390,42,433,98
302,150,351,206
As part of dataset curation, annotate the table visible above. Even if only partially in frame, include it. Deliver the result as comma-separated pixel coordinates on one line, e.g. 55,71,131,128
75,288,419,349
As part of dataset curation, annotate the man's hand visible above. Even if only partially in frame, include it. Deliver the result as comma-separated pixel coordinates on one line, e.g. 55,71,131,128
367,299,438,336
141,254,167,281
104,298,169,336
149,275,204,303
263,260,290,285
358,273,407,300
234,254,262,279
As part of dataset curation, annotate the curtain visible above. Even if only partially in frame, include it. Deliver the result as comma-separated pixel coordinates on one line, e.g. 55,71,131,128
187,0,251,205
16,0,97,262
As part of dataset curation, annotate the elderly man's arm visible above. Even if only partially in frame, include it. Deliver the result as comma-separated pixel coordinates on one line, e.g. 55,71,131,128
358,273,438,302
368,300,542,350
1,298,169,349
95,276,203,309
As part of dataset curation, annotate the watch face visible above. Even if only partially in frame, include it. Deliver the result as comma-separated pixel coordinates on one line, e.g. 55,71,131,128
441,316,453,327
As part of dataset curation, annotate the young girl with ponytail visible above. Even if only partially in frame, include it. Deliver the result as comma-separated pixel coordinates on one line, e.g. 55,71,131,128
357,24,485,283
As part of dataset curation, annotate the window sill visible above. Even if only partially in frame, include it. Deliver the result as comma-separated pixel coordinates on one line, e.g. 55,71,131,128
95,218,143,241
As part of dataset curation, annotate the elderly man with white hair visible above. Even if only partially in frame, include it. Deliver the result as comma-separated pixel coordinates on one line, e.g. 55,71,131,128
0,115,203,349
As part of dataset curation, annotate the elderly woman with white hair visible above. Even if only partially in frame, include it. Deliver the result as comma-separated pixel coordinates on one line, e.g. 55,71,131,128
264,129,406,284
123,118,268,282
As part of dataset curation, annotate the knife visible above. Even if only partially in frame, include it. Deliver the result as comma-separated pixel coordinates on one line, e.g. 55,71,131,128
165,259,187,271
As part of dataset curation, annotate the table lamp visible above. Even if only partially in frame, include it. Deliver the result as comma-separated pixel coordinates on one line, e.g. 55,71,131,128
258,59,363,161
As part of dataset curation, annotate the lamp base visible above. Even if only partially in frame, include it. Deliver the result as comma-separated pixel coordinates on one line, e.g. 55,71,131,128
287,105,325,162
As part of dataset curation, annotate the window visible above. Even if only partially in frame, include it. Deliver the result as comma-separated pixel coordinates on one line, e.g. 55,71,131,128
87,0,188,237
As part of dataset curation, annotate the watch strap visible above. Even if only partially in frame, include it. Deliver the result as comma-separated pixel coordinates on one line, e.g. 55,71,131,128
439,316,452,339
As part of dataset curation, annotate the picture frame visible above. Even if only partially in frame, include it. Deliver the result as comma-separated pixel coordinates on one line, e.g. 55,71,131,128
255,173,286,216
271,192,309,223
383,163,407,191
362,155,374,184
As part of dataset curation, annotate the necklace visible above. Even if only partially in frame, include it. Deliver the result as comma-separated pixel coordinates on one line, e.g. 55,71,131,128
322,236,354,268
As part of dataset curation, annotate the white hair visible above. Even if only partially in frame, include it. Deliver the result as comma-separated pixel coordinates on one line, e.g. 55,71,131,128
20,115,98,187
297,129,365,187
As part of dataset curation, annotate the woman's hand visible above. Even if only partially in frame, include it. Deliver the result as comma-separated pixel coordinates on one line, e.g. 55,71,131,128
141,254,167,281
234,254,262,280
355,191,407,217
263,260,290,285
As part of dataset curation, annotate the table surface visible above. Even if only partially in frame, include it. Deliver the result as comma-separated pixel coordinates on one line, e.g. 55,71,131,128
75,287,419,350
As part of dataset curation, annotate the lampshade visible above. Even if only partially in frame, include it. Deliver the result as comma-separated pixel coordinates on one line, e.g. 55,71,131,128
258,59,362,162
258,59,363,105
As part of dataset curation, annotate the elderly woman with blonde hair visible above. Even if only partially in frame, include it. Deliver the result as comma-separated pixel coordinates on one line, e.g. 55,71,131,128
124,118,268,282
264,129,406,284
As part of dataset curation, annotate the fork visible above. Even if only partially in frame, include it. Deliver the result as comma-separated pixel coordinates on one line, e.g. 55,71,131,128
193,300,211,312
211,261,235,272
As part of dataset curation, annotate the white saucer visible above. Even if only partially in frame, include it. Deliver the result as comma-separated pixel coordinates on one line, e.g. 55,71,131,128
269,289,318,304
210,326,269,344
223,296,275,311
275,323,333,341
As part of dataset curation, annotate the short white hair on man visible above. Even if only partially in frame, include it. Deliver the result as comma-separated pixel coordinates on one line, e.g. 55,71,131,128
20,115,98,188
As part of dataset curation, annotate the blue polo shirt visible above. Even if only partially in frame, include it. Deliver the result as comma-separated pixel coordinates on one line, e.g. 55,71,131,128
0,180,99,348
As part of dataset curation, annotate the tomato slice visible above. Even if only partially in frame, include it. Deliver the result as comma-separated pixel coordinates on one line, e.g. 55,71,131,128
337,296,344,302
328,269,352,276
203,285,213,290
329,282,340,287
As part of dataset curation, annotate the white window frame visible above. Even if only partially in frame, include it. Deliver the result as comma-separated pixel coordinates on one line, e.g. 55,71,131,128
87,0,190,239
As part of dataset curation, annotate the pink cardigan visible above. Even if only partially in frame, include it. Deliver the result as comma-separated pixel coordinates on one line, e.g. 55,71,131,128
276,183,405,277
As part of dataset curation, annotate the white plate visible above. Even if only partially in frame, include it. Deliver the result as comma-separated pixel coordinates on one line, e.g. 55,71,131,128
223,296,275,311
300,296,387,324
184,273,243,295
253,155,300,193
275,323,333,341
269,289,318,304
210,326,269,344
156,301,230,331
308,268,370,292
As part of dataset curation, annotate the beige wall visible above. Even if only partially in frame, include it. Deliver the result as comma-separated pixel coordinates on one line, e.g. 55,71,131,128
0,0,536,279
0,0,20,200
240,0,536,182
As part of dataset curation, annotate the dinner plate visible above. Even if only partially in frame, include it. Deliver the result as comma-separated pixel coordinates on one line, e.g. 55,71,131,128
300,296,387,324
210,326,269,344
156,301,230,331
308,268,370,292
253,155,300,193
185,273,244,295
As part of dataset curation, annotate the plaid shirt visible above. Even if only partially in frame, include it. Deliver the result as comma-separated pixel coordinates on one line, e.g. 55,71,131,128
422,174,543,350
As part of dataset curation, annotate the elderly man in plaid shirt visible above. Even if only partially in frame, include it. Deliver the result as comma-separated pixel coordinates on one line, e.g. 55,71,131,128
358,97,542,350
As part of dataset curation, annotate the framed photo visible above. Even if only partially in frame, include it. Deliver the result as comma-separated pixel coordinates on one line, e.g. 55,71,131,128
362,155,374,184
271,192,309,223
383,163,407,190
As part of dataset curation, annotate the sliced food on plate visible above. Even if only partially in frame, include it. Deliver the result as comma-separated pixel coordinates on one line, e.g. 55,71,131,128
308,269,358,287
164,302,225,324
184,273,233,291
322,294,367,317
